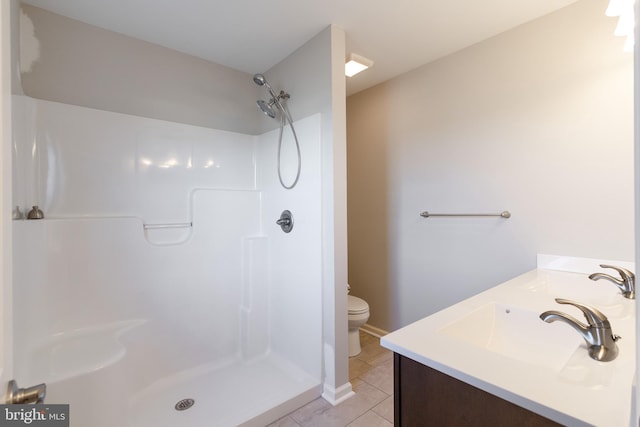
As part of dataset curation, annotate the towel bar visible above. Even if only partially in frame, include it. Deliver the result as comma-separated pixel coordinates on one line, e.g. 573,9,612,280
420,211,511,219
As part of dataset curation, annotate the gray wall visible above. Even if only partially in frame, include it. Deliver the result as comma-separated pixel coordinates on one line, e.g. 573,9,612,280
19,4,260,134
346,0,634,332
257,28,334,134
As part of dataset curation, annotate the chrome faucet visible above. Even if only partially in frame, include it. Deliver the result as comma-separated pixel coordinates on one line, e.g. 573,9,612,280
589,264,635,300
539,298,620,362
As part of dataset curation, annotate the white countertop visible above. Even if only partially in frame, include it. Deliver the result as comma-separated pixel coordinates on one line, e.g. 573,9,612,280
381,255,636,427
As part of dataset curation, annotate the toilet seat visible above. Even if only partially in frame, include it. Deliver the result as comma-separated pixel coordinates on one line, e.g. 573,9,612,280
348,295,369,315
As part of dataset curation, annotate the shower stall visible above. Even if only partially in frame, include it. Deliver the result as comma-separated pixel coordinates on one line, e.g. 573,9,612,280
10,93,325,426
4,6,350,424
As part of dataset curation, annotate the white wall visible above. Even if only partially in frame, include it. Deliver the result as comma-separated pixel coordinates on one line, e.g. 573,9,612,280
347,0,634,332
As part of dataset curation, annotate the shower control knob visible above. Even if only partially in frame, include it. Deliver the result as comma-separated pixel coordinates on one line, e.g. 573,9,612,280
276,210,294,233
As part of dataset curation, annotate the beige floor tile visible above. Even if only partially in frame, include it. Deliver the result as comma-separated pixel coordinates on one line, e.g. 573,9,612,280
349,377,365,389
289,397,332,424
356,341,389,364
371,395,394,423
360,362,394,395
368,349,393,367
347,410,393,427
349,357,374,381
280,330,395,427
267,415,302,427
291,382,387,427
359,331,379,348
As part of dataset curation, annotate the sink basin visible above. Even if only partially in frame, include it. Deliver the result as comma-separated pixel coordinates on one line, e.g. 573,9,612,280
520,272,632,318
439,302,582,371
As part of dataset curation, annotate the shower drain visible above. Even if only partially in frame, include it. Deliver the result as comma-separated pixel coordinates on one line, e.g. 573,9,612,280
175,398,195,411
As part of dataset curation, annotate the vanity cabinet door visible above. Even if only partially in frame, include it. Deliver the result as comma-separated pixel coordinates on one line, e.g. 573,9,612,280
394,354,562,426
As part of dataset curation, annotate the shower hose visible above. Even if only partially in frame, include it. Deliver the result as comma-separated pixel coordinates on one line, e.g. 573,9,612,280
277,102,301,190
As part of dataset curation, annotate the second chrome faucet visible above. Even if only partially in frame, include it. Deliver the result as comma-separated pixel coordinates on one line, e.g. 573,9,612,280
589,264,635,300
540,298,621,362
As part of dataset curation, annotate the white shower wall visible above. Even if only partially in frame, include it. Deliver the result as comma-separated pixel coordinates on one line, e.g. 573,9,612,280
256,113,323,377
12,95,256,221
11,95,324,425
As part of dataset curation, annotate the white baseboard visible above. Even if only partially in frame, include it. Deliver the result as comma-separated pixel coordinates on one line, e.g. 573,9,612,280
322,382,355,406
360,323,389,338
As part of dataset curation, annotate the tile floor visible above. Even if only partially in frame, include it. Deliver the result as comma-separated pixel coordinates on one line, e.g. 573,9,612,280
268,331,394,427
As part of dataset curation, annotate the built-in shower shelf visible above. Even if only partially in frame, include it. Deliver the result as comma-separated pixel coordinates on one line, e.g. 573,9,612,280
143,222,193,245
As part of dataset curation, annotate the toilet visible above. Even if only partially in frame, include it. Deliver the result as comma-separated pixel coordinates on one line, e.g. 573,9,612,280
348,294,370,357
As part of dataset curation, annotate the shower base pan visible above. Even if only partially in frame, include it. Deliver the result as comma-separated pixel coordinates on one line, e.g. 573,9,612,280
128,353,320,427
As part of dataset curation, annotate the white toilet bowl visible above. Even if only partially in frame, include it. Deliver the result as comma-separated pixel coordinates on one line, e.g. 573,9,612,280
348,295,370,357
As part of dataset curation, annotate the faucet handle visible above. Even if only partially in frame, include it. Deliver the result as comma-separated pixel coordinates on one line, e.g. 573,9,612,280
589,264,635,299
554,298,609,327
599,264,635,283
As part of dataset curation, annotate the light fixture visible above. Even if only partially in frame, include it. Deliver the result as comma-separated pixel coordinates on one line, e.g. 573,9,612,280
345,53,373,77
606,0,635,52
606,0,628,16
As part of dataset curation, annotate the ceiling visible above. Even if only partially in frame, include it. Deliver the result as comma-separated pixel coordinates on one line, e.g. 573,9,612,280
22,0,581,96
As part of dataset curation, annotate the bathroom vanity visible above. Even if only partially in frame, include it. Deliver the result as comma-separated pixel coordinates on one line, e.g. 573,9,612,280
381,255,636,427
394,354,561,426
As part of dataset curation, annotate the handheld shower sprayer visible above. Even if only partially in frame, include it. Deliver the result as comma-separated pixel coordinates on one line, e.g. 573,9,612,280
252,73,301,190
252,73,266,85
253,74,277,99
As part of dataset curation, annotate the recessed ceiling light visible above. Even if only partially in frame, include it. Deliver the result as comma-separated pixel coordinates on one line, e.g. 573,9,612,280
345,53,374,77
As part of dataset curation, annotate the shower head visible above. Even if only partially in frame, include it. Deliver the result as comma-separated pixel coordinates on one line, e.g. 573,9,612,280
253,73,267,86
257,99,277,118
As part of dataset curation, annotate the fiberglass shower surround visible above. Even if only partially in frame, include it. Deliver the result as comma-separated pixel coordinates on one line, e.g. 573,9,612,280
254,73,302,190
11,96,324,427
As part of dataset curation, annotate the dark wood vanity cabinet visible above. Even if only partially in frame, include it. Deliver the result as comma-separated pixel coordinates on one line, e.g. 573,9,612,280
393,353,563,426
